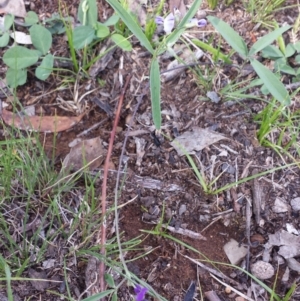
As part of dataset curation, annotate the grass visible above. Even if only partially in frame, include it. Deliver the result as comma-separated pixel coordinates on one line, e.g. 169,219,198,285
1,0,300,300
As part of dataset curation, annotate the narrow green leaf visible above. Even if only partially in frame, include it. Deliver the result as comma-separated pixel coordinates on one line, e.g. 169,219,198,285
35,53,54,80
249,25,291,56
250,58,290,105
111,34,132,51
6,68,27,88
4,14,14,31
80,289,114,301
164,0,203,49
78,0,98,27
105,0,154,54
150,58,161,130
104,273,115,288
0,33,10,47
192,38,232,63
72,25,95,50
3,46,39,69
29,24,52,55
207,16,248,58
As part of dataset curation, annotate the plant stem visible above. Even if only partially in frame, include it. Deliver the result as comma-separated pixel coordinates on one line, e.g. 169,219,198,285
99,75,131,293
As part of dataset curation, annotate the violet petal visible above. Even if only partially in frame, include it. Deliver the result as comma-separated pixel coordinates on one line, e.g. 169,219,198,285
155,16,164,25
164,13,175,34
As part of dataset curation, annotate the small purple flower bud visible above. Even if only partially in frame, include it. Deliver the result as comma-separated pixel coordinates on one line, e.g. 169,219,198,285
186,18,207,28
155,16,164,25
197,19,207,27
134,285,148,301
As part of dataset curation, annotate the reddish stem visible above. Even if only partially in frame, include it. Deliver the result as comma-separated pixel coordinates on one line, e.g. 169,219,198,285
99,75,131,293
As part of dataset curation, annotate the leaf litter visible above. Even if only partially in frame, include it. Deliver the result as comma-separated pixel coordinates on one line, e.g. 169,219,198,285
1,0,300,300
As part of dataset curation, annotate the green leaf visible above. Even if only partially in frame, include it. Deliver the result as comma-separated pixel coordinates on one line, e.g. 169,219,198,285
25,11,39,26
72,25,95,50
150,58,161,130
95,23,110,38
111,34,132,51
35,53,54,80
192,38,232,63
207,16,248,58
295,54,300,64
285,43,296,58
80,289,114,301
261,45,284,59
250,58,290,105
294,41,300,52
163,0,203,50
104,273,115,288
29,24,52,55
105,0,154,54
4,14,14,31
3,46,39,69
249,25,291,56
0,33,10,47
103,14,119,26
78,0,98,27
6,68,27,88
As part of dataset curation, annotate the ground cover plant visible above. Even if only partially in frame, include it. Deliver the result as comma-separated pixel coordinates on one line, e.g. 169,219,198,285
1,0,300,300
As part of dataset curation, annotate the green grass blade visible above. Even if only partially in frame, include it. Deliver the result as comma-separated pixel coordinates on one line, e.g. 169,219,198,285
81,289,115,301
249,25,291,56
150,58,161,130
192,38,232,63
105,0,154,54
207,16,248,58
250,58,290,105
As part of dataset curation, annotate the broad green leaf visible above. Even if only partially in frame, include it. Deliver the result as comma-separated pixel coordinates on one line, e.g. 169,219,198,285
3,46,39,69
72,25,95,49
285,43,296,57
294,42,300,52
0,33,10,47
78,0,98,27
105,0,154,54
250,58,290,105
150,58,161,130
261,45,283,59
25,11,39,26
163,0,203,50
207,16,248,58
4,14,14,31
81,290,114,301
95,23,109,38
35,53,54,80
111,34,132,51
103,14,119,26
29,24,52,55
6,68,27,88
295,54,300,64
274,60,296,75
249,25,291,56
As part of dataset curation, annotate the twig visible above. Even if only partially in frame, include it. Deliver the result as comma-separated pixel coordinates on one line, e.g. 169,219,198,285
113,82,149,281
98,75,131,293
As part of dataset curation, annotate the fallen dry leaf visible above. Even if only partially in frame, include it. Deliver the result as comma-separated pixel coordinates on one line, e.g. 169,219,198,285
62,137,105,171
171,127,228,156
169,0,186,16
1,109,85,132
0,0,26,17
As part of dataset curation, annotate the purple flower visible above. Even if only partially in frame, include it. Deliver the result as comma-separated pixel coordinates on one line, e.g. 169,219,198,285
186,18,207,28
154,12,175,34
134,284,148,301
